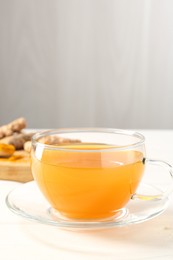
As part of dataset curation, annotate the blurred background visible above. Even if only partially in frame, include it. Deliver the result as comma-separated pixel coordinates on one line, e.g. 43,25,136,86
0,0,173,129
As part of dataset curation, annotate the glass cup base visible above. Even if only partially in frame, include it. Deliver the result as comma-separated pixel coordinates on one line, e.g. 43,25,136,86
48,207,129,223
5,181,170,230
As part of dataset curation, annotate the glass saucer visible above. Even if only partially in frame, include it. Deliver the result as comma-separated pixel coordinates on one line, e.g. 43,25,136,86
6,181,169,229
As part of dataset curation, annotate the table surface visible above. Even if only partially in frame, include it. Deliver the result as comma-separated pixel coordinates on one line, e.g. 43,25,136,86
1,130,173,260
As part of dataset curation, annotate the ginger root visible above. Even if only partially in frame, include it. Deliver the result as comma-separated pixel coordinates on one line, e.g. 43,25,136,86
0,143,15,158
24,136,81,153
24,141,32,153
0,133,34,150
0,118,81,154
39,135,80,145
0,118,26,139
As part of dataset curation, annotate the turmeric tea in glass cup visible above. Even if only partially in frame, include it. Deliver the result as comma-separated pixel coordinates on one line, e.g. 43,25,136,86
31,128,173,222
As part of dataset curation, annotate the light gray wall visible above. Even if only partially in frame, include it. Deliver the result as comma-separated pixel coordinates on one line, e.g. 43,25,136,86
0,0,173,129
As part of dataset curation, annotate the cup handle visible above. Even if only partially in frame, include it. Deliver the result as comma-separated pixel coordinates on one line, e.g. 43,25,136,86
131,158,173,201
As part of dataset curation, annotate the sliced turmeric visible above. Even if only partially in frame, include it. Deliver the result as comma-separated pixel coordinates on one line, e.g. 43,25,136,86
0,143,15,158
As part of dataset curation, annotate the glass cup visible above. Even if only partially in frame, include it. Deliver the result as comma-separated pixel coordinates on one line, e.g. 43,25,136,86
31,128,173,222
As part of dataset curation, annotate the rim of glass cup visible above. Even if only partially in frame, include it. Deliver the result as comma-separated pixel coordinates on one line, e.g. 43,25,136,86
32,128,145,152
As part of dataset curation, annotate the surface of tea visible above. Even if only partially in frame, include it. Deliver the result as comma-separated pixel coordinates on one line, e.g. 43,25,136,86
31,143,145,219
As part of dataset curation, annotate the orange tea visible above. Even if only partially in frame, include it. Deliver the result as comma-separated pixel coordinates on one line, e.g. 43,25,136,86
31,143,145,220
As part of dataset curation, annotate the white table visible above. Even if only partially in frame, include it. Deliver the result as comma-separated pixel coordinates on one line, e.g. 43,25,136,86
1,130,173,260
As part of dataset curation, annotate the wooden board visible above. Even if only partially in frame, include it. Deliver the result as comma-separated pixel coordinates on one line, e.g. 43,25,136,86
0,150,33,182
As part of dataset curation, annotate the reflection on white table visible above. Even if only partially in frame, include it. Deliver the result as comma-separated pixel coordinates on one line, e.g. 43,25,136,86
1,130,173,260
